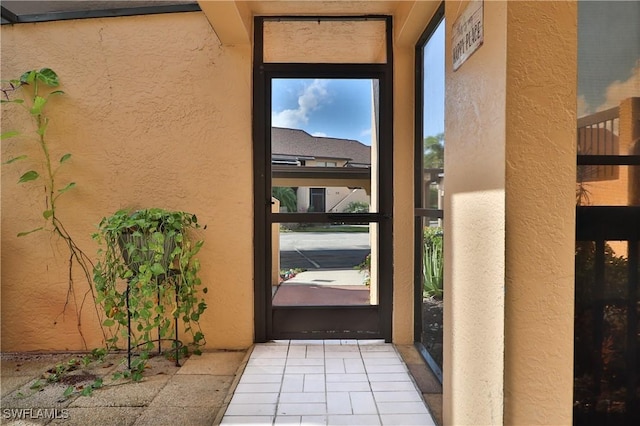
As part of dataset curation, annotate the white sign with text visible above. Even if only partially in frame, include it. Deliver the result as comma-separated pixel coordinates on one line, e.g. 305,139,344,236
452,0,484,71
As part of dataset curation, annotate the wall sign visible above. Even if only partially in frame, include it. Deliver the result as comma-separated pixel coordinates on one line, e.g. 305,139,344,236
452,0,484,71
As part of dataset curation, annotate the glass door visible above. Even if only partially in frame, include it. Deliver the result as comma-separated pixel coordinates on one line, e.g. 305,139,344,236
252,15,394,341
267,76,391,340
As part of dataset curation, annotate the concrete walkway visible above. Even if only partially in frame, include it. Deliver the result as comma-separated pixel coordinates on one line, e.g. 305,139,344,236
220,340,437,425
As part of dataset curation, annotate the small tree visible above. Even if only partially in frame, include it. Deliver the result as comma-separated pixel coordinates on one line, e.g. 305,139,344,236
272,186,297,213
424,133,444,169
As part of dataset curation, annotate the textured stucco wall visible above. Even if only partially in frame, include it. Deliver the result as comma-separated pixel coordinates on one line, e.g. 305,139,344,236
1,12,254,351
504,2,576,423
444,1,576,424
393,43,417,345
444,1,507,424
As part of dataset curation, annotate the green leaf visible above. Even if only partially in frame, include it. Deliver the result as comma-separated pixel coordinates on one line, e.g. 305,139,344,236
0,131,19,140
20,70,36,84
17,227,43,237
3,155,27,164
57,182,76,193
30,96,47,115
60,153,72,163
0,99,24,104
150,263,165,276
43,210,53,219
103,318,115,327
63,386,74,398
36,68,60,87
49,90,65,96
18,170,39,183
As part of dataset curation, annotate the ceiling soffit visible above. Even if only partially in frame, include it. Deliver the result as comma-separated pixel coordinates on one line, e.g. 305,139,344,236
197,1,440,47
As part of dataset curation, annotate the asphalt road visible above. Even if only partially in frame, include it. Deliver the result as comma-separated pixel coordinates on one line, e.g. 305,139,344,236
279,232,371,270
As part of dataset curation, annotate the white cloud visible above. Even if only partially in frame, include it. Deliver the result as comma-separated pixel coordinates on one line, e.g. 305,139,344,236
360,128,372,137
577,94,591,118
272,79,329,128
596,59,640,112
311,132,327,137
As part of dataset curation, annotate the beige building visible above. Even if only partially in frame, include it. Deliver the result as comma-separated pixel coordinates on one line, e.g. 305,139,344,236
2,1,639,424
272,127,371,213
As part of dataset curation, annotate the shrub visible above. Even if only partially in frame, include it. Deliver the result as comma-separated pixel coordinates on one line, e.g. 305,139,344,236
423,226,443,298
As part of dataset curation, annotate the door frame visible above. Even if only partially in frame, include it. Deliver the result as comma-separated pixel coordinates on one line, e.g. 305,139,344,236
252,15,394,342
413,2,445,382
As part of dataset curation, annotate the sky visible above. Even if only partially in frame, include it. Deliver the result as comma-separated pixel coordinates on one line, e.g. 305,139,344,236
578,1,640,117
422,18,446,140
272,79,374,145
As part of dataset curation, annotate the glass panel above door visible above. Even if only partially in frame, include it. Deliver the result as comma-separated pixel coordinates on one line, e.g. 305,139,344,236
263,19,387,64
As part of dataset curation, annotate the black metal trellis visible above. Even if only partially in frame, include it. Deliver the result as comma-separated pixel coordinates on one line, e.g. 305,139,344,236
125,273,182,370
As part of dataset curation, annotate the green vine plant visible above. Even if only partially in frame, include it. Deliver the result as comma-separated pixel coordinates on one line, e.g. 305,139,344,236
92,208,207,379
423,226,443,299
1,68,105,348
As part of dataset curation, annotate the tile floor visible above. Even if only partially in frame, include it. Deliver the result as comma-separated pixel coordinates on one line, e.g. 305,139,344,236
220,340,437,425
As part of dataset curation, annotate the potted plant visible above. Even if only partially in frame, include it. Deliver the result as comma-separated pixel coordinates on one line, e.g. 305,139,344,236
92,208,207,374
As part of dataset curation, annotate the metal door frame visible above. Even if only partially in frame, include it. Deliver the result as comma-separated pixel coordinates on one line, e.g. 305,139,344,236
253,15,394,342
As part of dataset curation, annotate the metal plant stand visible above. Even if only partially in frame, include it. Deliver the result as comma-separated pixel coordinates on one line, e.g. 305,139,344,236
125,272,182,370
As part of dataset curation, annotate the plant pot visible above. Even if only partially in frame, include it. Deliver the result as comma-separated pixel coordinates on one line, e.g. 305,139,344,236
117,232,177,276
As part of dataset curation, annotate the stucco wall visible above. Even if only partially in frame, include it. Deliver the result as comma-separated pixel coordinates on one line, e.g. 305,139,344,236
444,1,508,423
503,2,576,424
444,1,576,424
1,12,254,351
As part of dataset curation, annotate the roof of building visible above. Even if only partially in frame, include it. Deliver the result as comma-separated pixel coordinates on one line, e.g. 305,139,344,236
272,127,371,166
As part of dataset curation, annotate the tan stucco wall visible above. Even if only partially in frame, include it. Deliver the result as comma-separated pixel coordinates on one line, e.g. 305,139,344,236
392,42,416,345
1,12,254,351
444,1,576,424
503,2,576,423
444,1,507,423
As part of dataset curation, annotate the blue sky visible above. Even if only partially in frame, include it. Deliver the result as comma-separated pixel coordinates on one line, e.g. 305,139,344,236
272,79,373,145
422,19,445,140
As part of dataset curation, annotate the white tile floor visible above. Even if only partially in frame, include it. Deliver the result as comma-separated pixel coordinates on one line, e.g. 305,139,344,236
221,340,436,426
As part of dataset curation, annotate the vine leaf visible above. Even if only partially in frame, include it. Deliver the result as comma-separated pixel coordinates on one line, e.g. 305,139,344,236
17,227,43,237
18,170,39,183
30,96,47,115
60,153,72,163
43,210,54,219
1,130,20,140
20,70,36,84
3,155,27,165
35,68,60,87
57,182,76,193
